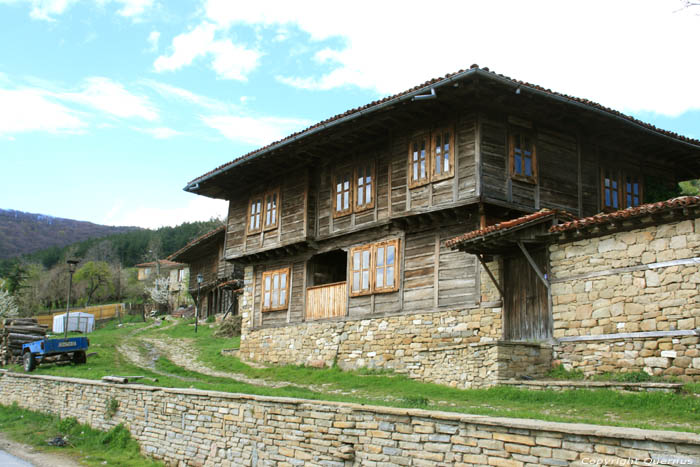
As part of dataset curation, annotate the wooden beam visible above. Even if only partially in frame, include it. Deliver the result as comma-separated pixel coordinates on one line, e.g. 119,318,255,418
517,241,549,290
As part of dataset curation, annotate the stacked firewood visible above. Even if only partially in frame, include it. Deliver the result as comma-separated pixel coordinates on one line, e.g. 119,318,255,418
1,318,47,365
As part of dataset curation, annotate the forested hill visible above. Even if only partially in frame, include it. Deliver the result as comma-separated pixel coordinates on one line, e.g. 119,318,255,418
6,218,224,269
0,209,139,260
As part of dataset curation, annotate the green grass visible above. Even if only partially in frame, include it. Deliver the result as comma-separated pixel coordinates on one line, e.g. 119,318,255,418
0,403,161,466
14,317,700,433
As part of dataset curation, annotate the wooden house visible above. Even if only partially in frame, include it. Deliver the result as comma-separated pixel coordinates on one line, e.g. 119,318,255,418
183,65,700,380
168,226,241,317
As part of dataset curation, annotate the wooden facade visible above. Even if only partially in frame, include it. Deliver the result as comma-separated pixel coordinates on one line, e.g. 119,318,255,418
186,67,700,340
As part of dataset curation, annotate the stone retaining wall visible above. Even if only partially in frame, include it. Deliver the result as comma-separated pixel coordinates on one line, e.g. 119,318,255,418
2,372,699,467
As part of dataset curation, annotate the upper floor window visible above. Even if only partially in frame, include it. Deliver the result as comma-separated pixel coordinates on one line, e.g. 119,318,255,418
248,197,262,233
432,128,454,180
261,267,289,312
408,128,455,188
349,239,400,296
601,168,643,211
264,188,280,230
355,162,375,212
409,135,429,187
334,161,376,218
334,171,352,217
248,188,280,234
509,128,537,182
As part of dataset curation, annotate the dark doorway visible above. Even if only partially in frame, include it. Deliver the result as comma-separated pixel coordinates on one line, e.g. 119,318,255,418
307,250,347,287
503,248,551,341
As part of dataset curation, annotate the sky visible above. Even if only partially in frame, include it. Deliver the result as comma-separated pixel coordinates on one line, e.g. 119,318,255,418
1,0,699,229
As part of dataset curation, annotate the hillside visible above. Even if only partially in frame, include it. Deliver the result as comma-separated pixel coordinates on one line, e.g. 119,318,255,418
0,209,139,260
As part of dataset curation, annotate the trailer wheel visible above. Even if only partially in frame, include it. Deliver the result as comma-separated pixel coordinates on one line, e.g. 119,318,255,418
72,350,86,365
23,352,36,372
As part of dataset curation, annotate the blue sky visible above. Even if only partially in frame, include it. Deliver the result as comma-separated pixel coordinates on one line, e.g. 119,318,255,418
1,0,699,228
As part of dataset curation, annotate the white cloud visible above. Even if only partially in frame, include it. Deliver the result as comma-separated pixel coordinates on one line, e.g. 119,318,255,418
113,0,152,17
59,77,158,121
102,196,228,229
154,22,261,81
201,0,700,117
0,88,86,135
141,79,227,111
201,114,311,146
147,30,160,52
28,0,76,20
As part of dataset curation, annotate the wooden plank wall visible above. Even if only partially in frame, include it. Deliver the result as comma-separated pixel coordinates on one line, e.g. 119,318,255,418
305,283,347,320
225,168,307,259
254,260,305,327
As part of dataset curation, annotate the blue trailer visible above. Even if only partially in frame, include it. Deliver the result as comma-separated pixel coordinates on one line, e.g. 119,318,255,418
22,337,89,372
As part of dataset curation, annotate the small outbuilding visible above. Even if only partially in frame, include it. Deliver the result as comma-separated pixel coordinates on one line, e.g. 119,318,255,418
52,312,95,334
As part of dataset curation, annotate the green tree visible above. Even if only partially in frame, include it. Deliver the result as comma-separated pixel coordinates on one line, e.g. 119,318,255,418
74,261,112,307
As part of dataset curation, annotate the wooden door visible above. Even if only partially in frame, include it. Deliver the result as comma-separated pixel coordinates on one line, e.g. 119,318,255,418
503,249,550,341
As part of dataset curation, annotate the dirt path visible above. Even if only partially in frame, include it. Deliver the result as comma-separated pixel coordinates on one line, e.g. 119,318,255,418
0,432,81,467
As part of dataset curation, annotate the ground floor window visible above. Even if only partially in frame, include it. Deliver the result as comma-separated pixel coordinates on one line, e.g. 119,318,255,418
349,239,400,296
261,267,290,312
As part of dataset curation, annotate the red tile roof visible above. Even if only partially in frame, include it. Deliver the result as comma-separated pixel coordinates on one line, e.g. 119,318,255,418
550,196,700,233
134,259,184,269
447,196,700,249
167,225,226,262
445,209,575,248
188,65,700,188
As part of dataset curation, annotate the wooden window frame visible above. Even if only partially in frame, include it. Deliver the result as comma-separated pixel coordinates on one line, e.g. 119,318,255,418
247,195,263,234
333,169,353,218
349,239,401,297
349,245,373,296
263,187,280,231
373,239,400,293
261,267,290,312
431,126,455,181
601,168,643,211
408,134,430,188
509,127,537,184
354,161,376,212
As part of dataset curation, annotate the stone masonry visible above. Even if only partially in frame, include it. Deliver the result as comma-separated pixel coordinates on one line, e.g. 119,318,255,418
240,261,551,388
550,218,700,379
2,371,699,467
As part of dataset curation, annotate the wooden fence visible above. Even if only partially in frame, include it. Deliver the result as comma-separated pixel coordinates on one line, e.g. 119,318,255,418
32,303,125,328
305,282,347,321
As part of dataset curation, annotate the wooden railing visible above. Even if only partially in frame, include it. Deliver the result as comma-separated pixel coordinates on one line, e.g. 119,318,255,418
305,282,347,321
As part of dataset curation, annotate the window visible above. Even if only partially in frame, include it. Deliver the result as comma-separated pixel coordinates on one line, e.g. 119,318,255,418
355,162,375,211
432,128,454,180
349,239,400,296
178,268,185,283
601,169,643,211
333,170,353,217
624,173,641,208
261,267,290,312
247,196,262,233
248,188,280,234
408,135,429,187
350,245,372,296
264,188,279,230
509,129,537,182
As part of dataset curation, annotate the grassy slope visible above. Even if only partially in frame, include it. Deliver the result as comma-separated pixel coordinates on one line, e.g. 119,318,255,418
10,317,700,433
0,403,161,466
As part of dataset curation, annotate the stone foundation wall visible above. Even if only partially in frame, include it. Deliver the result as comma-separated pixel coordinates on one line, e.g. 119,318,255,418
550,218,700,379
2,372,699,467
240,261,526,388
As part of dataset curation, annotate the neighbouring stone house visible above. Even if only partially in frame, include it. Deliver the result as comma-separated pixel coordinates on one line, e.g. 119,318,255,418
135,259,189,311
168,226,242,317
180,65,700,387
